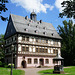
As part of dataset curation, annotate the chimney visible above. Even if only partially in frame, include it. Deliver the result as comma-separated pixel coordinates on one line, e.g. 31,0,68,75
25,16,28,20
40,20,42,23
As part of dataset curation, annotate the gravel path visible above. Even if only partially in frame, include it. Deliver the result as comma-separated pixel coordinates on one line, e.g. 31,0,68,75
18,67,53,75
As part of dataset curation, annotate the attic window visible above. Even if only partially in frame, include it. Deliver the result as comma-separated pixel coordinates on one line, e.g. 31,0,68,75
37,22,40,24
43,27,46,30
25,16,28,20
43,32,46,35
28,23,30,26
29,20,33,23
36,25,38,28
35,30,38,33
24,28,28,32
51,33,54,36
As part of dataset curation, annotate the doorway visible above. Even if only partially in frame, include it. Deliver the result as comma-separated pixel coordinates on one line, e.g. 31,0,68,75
22,60,26,68
39,59,44,66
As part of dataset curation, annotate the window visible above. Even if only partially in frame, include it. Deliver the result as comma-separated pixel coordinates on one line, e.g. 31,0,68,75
54,40,58,45
34,59,38,64
7,40,9,43
26,47,29,52
24,28,28,32
39,39,41,43
26,37,29,41
6,49,8,53
43,27,46,30
43,32,46,35
36,48,39,52
46,39,48,43
36,47,48,53
39,48,41,52
56,50,58,54
45,49,48,53
41,48,44,53
53,49,56,54
45,59,49,64
14,46,17,52
35,30,38,33
22,36,25,41
42,39,45,43
36,38,38,42
28,58,31,64
32,37,34,41
22,47,25,51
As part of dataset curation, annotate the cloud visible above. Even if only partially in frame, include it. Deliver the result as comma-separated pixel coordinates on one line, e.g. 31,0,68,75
55,0,67,12
11,0,54,13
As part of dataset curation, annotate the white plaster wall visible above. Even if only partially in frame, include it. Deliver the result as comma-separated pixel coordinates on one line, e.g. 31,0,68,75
18,44,21,51
19,56,54,68
17,56,23,67
48,49,50,53
29,47,32,52
58,48,61,55
51,40,53,45
30,38,32,42
58,41,61,47
33,47,35,52
51,48,53,53
18,36,22,42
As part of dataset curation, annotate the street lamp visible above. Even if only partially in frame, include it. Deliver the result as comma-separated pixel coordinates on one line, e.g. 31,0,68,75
15,54,16,69
11,44,14,75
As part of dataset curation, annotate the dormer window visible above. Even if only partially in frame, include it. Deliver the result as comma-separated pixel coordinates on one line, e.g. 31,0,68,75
43,32,46,35
37,22,40,24
36,25,38,28
35,30,38,33
43,27,46,30
51,33,54,36
29,20,33,23
28,23,30,26
25,16,28,20
24,28,28,32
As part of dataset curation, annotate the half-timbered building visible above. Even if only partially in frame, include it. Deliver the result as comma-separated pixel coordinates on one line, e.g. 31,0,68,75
4,12,62,68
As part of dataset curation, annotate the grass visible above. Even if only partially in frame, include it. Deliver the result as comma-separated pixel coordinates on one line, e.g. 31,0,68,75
0,67,25,75
38,66,75,75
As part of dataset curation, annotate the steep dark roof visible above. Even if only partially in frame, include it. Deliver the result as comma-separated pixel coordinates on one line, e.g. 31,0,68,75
5,14,62,39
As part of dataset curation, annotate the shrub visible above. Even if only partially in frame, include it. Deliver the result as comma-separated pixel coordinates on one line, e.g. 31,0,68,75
0,61,2,67
4,64,8,68
8,63,14,68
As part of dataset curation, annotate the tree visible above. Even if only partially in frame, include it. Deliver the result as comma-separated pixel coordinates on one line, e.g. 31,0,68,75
59,0,75,19
0,34,5,60
0,0,8,21
57,20,75,66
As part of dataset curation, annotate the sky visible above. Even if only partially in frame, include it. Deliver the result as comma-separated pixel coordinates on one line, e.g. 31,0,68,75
0,0,69,34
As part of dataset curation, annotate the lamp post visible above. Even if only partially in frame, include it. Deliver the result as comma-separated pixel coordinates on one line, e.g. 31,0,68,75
15,54,16,69
11,44,14,75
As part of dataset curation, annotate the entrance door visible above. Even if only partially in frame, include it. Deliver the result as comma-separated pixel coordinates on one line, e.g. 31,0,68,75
39,59,44,66
22,60,26,68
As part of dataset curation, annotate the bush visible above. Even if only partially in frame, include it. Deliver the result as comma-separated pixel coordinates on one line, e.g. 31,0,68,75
0,61,7,67
0,61,2,67
4,64,8,68
8,63,14,68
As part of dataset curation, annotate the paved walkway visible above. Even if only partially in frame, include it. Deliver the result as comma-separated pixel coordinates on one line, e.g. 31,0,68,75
18,67,53,75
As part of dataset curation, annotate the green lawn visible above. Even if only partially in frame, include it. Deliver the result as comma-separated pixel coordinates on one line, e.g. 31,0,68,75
38,66,75,75
0,67,25,75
